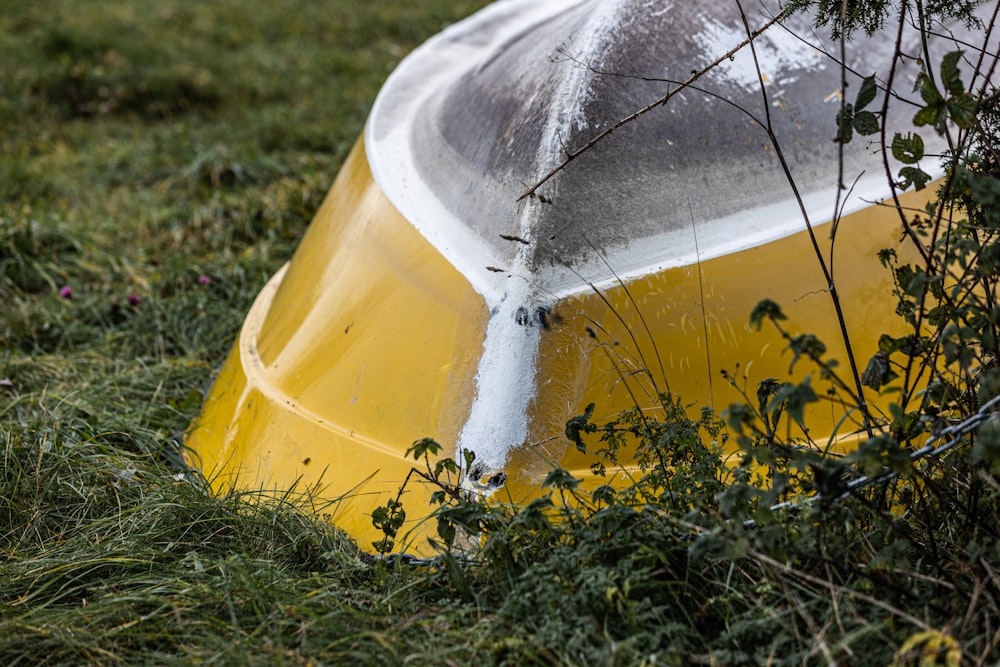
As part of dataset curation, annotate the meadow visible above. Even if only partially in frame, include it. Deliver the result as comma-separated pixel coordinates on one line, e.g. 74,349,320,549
3,1,1000,665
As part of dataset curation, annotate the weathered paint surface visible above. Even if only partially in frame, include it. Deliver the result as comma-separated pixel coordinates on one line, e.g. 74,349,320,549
187,0,983,551
187,142,489,546
366,0,946,472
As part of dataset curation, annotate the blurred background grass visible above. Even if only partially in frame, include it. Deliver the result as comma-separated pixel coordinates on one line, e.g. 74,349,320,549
0,2,495,664
1,0,488,359
0,0,491,425
7,3,1000,664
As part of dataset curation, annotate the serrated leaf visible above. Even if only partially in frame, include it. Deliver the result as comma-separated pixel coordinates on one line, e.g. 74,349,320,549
947,94,977,128
855,74,878,110
434,457,458,478
940,50,965,97
852,110,879,135
913,104,946,128
406,436,441,460
542,467,580,490
891,132,924,164
918,73,944,106
898,166,931,191
750,299,786,330
768,379,818,427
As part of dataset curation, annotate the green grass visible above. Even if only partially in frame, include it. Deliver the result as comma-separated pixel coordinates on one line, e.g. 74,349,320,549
1,1,498,664
4,1,1000,665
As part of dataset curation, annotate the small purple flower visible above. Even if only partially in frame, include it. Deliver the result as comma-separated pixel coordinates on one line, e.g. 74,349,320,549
127,293,141,307
197,275,211,285
59,286,73,299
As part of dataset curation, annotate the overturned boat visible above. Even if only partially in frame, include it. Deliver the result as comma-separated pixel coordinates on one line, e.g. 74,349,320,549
185,0,960,550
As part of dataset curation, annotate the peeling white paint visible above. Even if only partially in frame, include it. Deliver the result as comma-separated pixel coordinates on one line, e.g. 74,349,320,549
455,284,540,471
363,0,953,479
452,0,636,471
694,14,825,91
367,0,584,304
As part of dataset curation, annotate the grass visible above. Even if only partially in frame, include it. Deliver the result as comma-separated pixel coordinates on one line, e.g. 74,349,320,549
4,1,1000,665
1,1,497,664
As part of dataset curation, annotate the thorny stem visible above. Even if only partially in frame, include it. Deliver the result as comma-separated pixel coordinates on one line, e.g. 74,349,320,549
736,1,874,436
890,0,992,413
829,0,848,258
767,316,869,421
878,0,932,266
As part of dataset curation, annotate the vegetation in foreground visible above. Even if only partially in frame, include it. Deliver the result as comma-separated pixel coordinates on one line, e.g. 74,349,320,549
3,0,1000,665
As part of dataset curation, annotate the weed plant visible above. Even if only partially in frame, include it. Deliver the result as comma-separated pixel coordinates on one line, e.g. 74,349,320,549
375,2,1000,665
2,1,493,664
3,0,1000,666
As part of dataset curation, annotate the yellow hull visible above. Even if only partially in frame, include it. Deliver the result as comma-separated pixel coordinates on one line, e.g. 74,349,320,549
186,138,926,552
186,140,488,546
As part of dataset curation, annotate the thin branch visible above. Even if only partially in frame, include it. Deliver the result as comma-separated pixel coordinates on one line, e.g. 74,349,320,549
736,0,874,433
516,11,784,202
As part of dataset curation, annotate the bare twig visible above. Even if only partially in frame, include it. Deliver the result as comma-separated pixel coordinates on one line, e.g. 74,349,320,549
736,0,874,433
516,11,784,202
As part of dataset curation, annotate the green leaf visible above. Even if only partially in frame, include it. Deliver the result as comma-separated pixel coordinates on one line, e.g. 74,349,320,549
913,104,946,128
852,110,879,135
877,248,897,268
768,379,818,427
898,166,931,191
542,467,580,490
947,93,977,128
565,402,596,453
462,448,476,471
878,333,902,355
756,377,782,417
845,434,913,477
434,457,458,479
591,484,617,505
371,499,406,551
717,484,759,521
891,132,924,164
918,72,944,106
940,50,965,97
855,74,878,110
437,515,457,547
724,402,754,437
897,264,928,297
517,497,555,531
787,334,827,372
406,437,441,460
750,299,787,330
964,166,1000,226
